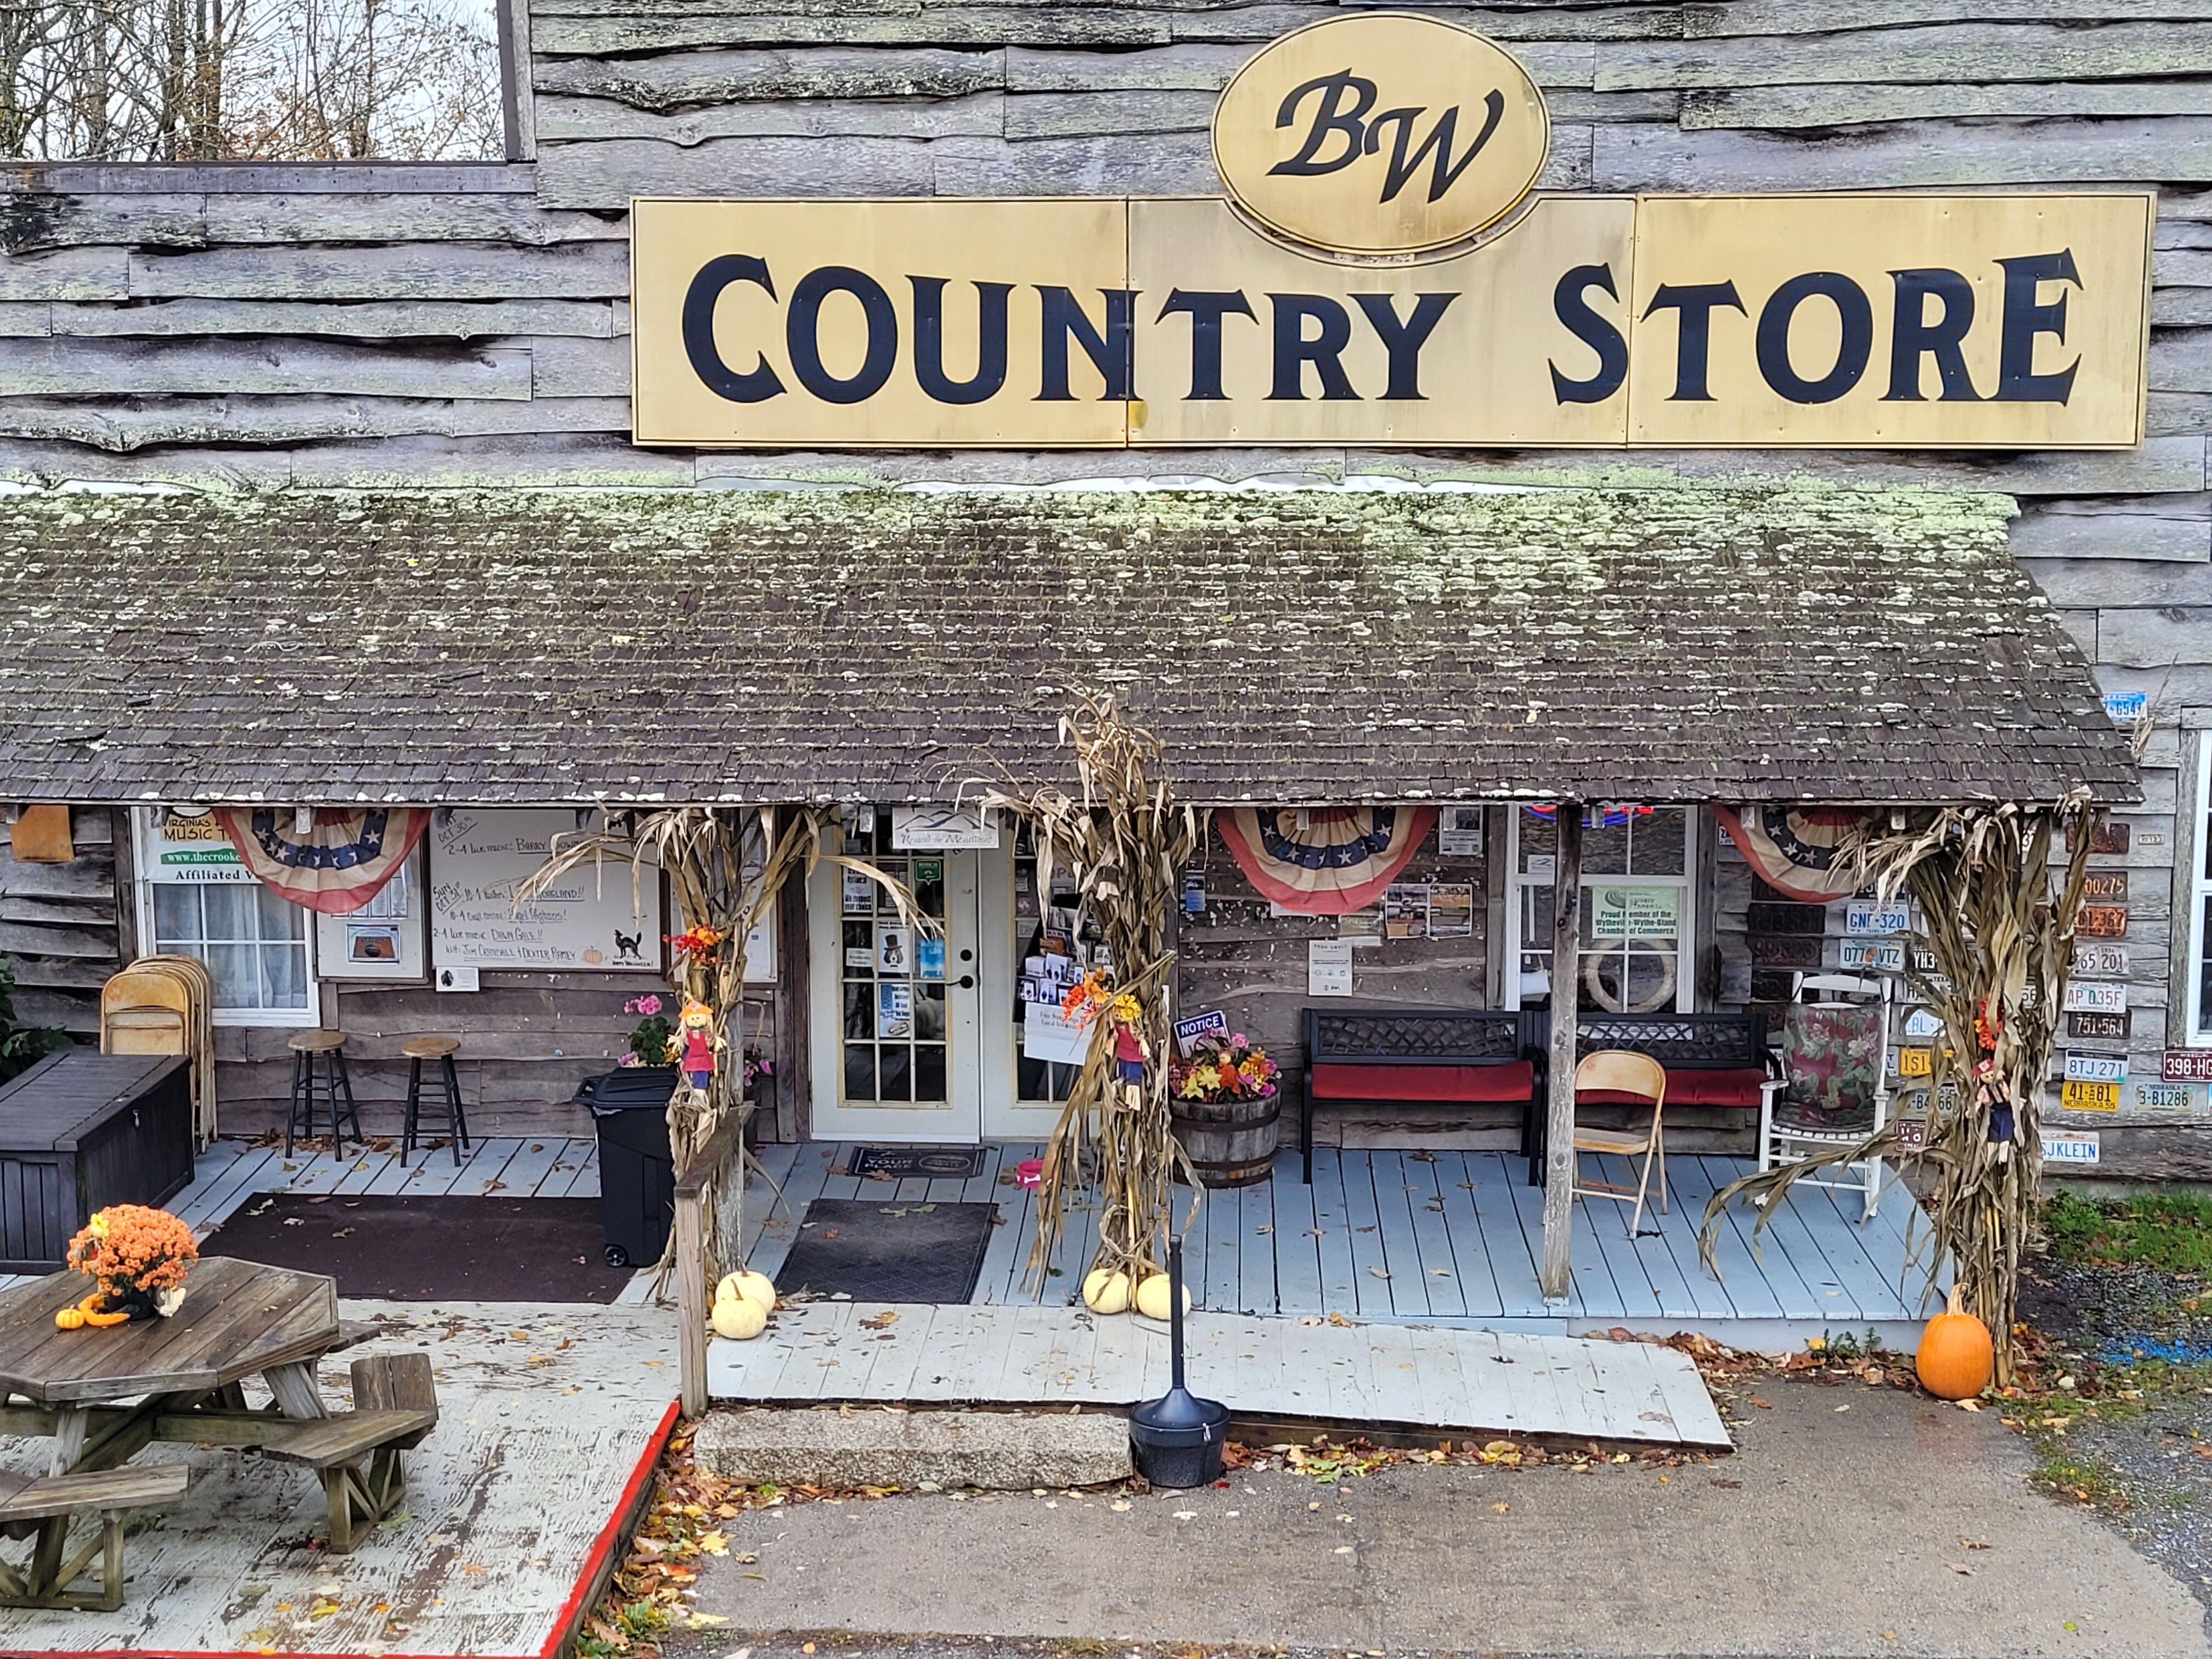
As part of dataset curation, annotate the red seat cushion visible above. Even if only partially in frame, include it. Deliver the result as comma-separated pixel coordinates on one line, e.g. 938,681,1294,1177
1579,1066,1768,1110
1309,1059,1534,1104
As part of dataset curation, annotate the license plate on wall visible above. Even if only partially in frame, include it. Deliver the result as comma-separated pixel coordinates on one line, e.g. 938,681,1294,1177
2134,1082,2198,1112
2062,981,2129,1012
2068,1011,2130,1040
2060,1079,2121,1112
2072,944,2128,977
2063,1051,2128,1083
2076,906,2129,938
1839,940,1905,972
1897,1047,1933,1077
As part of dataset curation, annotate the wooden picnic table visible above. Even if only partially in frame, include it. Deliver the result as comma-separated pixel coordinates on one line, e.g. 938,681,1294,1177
0,1256,358,1608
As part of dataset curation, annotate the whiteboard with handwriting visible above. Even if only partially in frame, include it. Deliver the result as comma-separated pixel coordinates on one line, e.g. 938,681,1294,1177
430,808,665,972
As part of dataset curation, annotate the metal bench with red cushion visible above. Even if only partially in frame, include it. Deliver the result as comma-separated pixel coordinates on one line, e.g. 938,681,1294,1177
1526,1009,1772,1172
1299,1007,1544,1183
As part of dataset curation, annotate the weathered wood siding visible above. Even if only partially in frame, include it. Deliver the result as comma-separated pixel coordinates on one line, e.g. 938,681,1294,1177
0,807,122,1035
2,0,2211,1173
207,980,787,1139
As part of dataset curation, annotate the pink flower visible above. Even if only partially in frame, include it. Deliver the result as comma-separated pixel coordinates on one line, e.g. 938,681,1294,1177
636,994,663,1016
617,1052,639,1067
1232,1032,1248,1047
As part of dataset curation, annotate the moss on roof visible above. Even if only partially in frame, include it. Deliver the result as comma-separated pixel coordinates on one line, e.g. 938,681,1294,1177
0,482,2136,806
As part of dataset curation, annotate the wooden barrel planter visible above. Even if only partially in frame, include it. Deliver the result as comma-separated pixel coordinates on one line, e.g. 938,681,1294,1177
1170,1088,1282,1187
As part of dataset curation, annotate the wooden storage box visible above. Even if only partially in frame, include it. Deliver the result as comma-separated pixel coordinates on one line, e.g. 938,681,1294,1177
0,1051,196,1273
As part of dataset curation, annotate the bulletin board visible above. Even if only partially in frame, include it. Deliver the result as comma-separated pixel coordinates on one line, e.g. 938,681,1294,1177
429,808,667,972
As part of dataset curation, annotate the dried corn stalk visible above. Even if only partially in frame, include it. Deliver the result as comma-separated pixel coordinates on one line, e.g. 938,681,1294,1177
1699,791,2099,1383
973,692,1203,1289
520,805,928,1294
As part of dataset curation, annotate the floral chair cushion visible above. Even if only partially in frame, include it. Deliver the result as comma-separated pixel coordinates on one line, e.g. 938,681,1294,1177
1775,1001,1883,1135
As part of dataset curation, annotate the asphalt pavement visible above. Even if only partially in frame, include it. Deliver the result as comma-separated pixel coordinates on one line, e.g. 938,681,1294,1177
667,1373,2210,1659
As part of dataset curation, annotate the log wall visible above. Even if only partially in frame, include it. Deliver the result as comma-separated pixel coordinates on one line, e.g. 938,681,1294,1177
2,0,2210,1176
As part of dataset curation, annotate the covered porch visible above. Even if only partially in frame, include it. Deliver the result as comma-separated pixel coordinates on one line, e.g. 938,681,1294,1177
732,1140,1936,1352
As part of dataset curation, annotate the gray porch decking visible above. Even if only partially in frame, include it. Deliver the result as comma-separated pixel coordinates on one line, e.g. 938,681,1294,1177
740,1142,1940,1352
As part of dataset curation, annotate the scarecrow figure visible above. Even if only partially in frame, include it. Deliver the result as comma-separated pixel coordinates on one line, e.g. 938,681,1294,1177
1109,992,1149,1110
675,998,724,1092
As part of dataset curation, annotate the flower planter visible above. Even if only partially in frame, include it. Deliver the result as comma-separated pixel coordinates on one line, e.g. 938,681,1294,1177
1170,1086,1282,1188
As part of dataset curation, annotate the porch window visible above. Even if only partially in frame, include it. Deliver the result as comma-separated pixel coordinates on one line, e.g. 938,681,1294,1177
132,808,317,1024
2191,733,2212,1043
1508,805,1696,1014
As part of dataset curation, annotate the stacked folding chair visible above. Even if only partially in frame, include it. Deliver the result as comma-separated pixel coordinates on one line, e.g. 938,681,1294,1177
100,957,217,1147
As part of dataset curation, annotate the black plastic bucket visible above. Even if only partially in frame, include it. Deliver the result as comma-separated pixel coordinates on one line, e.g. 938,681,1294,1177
1127,1239,1229,1488
1128,1401,1229,1488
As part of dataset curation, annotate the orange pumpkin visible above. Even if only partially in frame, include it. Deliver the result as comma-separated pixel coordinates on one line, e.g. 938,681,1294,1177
1916,1285,1995,1400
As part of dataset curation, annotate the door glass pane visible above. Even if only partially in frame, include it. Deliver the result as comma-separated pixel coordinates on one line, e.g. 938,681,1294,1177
837,811,950,1108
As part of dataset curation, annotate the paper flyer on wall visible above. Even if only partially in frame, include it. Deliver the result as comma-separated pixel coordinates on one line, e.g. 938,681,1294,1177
1428,884,1474,939
1437,805,1483,857
1383,884,1429,940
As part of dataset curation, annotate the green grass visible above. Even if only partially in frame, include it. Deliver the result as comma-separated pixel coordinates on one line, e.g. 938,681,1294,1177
2042,1190,2212,1274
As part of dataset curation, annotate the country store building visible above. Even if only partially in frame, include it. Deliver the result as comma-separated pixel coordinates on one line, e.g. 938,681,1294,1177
0,0,2209,1349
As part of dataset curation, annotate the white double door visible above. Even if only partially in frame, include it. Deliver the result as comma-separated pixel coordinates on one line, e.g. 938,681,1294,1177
807,834,1065,1143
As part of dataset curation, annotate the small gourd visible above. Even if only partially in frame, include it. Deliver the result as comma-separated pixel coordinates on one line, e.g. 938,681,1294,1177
1133,1272,1190,1322
1081,1267,1133,1314
710,1294,769,1340
53,1306,83,1330
1915,1285,1995,1401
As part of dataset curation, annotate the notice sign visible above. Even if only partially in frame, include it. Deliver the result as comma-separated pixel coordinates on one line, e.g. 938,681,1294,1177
1308,938,1355,997
1173,1010,1229,1056
1589,885,1680,940
1023,1002,1090,1065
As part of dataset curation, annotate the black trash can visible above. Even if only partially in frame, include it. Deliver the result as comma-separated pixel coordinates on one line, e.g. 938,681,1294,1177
579,1066,680,1269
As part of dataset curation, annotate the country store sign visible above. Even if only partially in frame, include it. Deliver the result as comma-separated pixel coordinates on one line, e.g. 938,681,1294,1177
631,12,2153,450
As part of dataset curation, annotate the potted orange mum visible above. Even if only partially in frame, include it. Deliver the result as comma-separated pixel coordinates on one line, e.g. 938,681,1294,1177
55,1205,198,1328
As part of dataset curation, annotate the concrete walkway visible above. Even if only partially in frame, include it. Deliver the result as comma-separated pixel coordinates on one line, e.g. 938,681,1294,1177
677,1375,2211,1659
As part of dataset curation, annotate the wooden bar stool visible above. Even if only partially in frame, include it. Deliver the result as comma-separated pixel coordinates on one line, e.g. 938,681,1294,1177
400,1036,470,1167
285,1030,363,1156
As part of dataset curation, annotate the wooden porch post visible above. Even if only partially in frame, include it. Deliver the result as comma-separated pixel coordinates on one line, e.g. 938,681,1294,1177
1539,805,1582,1300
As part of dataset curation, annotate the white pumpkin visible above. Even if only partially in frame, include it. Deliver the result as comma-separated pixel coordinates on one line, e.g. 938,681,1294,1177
1134,1273,1191,1322
711,1294,769,1340
730,1270,778,1311
1081,1267,1133,1314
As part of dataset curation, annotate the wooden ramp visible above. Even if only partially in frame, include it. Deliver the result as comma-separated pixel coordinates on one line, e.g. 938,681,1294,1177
707,1300,1731,1449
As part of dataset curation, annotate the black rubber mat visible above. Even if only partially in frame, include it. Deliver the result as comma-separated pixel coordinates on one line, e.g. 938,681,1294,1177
772,1198,998,1303
204,1193,634,1302
847,1145,988,1181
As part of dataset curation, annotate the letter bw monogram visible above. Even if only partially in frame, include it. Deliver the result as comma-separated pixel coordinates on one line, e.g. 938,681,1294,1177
1268,70,1504,205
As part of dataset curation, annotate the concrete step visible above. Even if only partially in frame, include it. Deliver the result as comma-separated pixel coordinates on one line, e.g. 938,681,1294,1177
692,1406,1132,1491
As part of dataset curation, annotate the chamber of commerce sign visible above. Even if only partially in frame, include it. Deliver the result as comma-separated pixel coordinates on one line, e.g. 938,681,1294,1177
630,14,2153,450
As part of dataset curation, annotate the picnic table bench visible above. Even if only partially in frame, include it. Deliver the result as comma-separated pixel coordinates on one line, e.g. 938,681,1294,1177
0,1257,438,1608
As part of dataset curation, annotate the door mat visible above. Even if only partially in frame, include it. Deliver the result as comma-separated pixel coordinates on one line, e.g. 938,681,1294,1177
846,1145,988,1181
202,1193,635,1302
773,1199,999,1304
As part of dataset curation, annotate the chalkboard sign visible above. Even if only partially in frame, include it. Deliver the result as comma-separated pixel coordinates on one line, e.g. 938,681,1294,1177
430,809,665,972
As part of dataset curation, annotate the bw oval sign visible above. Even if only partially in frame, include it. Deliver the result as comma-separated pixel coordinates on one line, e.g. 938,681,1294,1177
1212,13,1549,257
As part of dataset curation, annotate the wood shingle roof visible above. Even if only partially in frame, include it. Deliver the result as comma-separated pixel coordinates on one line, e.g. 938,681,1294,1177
0,483,2138,806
